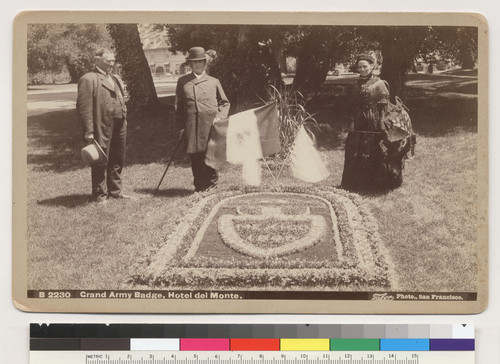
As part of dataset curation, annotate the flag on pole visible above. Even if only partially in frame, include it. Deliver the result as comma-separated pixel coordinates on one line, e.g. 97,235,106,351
205,102,280,185
289,125,330,183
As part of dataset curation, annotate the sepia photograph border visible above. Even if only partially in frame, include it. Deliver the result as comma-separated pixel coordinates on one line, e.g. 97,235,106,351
12,11,488,313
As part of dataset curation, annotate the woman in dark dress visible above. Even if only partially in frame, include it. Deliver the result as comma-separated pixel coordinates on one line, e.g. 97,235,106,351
341,53,412,192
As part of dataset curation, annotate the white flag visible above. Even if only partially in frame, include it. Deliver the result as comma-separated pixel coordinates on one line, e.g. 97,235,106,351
289,125,330,183
226,108,263,164
225,108,264,186
205,103,280,186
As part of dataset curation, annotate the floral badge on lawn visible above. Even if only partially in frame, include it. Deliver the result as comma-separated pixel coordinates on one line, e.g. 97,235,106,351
132,186,395,291
218,201,327,258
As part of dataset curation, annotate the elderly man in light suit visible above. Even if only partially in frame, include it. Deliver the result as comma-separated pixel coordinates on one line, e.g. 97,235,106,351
77,49,128,203
175,47,230,192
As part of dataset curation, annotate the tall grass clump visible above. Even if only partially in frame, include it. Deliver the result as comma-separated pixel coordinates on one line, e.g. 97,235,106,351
264,85,319,180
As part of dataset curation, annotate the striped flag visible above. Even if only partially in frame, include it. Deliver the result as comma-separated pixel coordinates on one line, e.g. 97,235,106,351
205,103,280,185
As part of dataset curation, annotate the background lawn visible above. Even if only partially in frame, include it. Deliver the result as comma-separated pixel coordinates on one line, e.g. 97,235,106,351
26,70,478,291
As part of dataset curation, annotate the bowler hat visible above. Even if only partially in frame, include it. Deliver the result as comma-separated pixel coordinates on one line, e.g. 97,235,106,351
186,47,207,61
81,140,107,166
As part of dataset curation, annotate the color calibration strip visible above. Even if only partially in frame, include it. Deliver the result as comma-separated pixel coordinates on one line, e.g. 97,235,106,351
30,324,474,352
30,338,474,351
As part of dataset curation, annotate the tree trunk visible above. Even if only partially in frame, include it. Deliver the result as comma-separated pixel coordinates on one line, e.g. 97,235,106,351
293,56,330,94
107,24,159,110
66,62,81,83
292,51,310,92
269,33,286,77
234,25,252,112
279,55,287,74
379,36,407,100
230,25,284,112
292,35,330,94
461,53,475,69
411,61,417,74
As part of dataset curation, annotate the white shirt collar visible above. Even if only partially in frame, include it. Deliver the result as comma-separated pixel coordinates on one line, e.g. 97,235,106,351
96,66,107,75
193,71,206,80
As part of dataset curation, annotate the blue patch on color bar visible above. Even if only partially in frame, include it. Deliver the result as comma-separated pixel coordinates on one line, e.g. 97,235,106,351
430,339,475,351
380,339,430,351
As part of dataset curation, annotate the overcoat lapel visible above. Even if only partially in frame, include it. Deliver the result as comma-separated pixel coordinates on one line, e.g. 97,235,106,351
184,73,196,85
96,71,115,92
110,74,125,95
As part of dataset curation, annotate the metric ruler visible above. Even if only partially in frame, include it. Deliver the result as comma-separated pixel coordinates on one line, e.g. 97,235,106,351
30,351,475,364
30,324,475,364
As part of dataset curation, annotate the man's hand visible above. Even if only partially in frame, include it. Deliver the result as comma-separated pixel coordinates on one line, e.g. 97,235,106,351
85,132,94,144
213,117,221,125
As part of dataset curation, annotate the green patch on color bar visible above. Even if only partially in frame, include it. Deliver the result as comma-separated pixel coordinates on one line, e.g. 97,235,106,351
280,339,330,351
331,339,380,351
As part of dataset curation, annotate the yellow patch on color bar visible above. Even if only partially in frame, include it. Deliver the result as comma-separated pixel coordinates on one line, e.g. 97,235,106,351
280,339,330,351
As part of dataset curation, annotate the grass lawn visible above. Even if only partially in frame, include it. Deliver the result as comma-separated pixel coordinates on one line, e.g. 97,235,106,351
26,71,479,292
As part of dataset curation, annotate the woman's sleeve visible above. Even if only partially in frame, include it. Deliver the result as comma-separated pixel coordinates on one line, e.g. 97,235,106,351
376,80,390,104
376,81,391,130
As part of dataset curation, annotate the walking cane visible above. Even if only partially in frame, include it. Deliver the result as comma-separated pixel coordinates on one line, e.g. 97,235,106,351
154,131,185,195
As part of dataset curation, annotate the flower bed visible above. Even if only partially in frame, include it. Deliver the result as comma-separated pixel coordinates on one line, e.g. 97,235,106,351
132,185,393,290
232,218,312,248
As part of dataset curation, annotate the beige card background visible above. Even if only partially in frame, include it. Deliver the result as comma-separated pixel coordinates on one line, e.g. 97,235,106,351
12,11,488,314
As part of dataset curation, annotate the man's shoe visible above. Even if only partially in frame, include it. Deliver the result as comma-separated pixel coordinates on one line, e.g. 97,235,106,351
109,193,137,201
88,197,109,205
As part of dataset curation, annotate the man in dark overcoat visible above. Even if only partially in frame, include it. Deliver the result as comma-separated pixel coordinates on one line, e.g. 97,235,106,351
76,49,128,203
175,47,230,192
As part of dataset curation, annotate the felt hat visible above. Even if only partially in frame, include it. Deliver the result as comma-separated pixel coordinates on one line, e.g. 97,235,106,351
81,140,107,166
356,52,376,64
186,47,207,61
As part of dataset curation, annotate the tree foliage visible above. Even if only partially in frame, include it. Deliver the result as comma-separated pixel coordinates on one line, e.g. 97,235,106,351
422,26,478,69
162,24,288,112
342,26,477,98
162,24,372,110
162,24,477,106
27,24,112,83
27,23,478,108
288,26,359,92
361,26,432,98
107,24,159,110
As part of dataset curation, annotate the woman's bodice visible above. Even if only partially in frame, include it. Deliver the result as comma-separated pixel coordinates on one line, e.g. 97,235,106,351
353,75,390,131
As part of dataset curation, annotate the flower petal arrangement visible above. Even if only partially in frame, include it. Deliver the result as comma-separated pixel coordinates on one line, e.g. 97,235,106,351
132,186,394,291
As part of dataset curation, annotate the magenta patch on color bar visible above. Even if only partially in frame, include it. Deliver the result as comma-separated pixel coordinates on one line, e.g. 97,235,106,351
180,338,230,351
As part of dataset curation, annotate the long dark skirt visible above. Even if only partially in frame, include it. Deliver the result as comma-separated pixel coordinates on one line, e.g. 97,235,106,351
341,131,410,192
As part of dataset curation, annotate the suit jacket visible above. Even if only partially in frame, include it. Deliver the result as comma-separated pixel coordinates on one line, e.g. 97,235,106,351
175,72,230,153
76,69,127,149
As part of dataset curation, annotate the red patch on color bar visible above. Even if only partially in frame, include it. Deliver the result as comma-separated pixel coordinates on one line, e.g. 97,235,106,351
230,339,280,351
